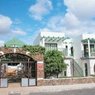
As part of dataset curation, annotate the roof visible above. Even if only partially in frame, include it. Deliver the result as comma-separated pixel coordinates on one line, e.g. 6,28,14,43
41,36,70,42
5,37,25,47
40,31,65,38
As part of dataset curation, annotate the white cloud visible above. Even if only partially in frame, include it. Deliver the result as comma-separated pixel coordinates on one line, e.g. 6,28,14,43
63,11,80,28
0,14,27,37
47,12,80,30
64,0,95,20
29,0,53,20
44,11,95,37
12,29,27,36
40,0,95,37
0,15,12,34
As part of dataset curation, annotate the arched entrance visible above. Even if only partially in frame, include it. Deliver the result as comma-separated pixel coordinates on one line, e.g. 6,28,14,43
0,53,37,87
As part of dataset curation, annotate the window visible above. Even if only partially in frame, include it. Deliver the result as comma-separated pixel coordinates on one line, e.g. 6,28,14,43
64,71,67,76
94,64,95,73
84,44,89,57
71,47,74,56
45,43,57,50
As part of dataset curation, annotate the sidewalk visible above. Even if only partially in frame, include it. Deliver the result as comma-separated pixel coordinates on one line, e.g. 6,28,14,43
0,83,95,95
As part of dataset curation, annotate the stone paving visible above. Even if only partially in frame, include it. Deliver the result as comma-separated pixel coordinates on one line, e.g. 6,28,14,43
1,83,95,95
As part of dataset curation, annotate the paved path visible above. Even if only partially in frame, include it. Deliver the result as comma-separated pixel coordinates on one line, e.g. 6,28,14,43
1,83,95,95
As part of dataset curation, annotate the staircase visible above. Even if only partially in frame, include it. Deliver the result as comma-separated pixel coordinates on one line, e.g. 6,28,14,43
72,59,84,77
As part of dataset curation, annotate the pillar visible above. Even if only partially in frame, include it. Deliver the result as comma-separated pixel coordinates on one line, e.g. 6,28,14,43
88,39,91,57
42,38,45,47
36,61,44,79
67,43,71,57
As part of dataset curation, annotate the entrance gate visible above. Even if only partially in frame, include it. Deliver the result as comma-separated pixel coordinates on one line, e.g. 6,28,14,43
0,53,37,87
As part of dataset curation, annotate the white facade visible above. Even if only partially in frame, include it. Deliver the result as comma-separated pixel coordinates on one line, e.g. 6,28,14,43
34,32,95,77
34,31,73,57
34,31,73,77
64,59,72,77
80,34,95,76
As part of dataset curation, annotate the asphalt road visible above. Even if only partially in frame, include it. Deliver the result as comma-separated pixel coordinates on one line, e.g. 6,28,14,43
29,88,95,95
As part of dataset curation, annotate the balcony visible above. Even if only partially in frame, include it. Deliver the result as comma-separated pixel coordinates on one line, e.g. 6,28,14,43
83,50,95,58
91,52,95,57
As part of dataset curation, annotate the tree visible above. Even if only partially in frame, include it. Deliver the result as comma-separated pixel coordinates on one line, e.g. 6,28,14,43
44,50,67,78
23,45,45,55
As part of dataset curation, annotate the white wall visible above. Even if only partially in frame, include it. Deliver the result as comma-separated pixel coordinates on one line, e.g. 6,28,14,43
90,59,95,75
64,59,72,77
40,31,65,37
73,36,82,59
82,34,95,39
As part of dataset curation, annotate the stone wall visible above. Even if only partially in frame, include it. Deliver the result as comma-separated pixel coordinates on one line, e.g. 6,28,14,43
37,77,95,86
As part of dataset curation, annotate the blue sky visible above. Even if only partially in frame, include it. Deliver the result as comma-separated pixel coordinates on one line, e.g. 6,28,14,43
0,0,95,45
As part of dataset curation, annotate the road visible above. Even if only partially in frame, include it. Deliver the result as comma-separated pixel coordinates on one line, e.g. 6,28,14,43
1,83,95,95
29,88,95,95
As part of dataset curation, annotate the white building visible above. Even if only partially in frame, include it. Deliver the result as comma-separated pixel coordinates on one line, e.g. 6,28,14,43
72,33,95,77
80,34,95,76
34,32,95,77
34,31,73,77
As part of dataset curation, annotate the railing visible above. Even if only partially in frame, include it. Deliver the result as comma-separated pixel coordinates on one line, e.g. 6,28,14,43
91,52,95,57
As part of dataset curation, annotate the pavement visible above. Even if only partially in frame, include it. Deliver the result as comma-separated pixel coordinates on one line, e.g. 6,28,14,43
29,88,95,95
1,83,95,95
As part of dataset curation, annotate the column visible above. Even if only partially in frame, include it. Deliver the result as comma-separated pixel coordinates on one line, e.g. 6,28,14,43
88,39,91,57
36,61,44,79
42,38,45,47
81,43,84,57
67,43,71,57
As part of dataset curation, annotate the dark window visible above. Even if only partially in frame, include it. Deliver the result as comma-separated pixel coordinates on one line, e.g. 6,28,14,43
71,47,74,56
94,64,95,73
64,71,67,76
45,43,57,50
85,63,88,76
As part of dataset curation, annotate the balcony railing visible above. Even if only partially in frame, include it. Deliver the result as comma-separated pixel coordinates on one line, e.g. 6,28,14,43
83,52,95,58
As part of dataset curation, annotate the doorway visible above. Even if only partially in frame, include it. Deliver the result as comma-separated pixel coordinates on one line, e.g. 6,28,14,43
85,63,88,76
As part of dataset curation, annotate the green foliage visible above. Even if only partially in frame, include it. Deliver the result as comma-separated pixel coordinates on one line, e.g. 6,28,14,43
44,50,67,78
23,45,45,55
